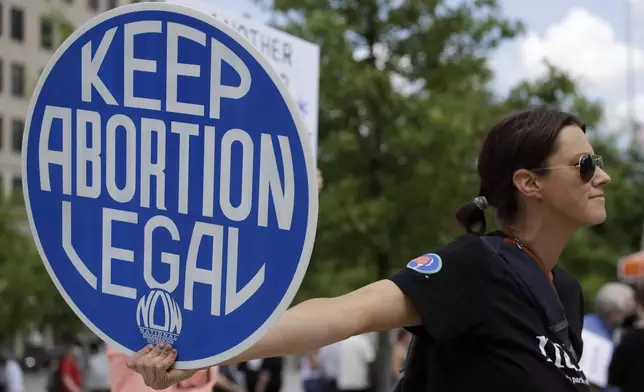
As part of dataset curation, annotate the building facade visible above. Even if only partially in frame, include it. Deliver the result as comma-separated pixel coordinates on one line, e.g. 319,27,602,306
0,0,143,198
0,0,147,357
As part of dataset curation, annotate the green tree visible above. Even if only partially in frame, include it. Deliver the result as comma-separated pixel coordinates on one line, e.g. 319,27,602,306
0,192,81,341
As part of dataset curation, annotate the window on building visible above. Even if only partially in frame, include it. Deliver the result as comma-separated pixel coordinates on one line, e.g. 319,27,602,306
10,63,24,98
88,0,100,12
108,0,118,9
12,177,21,194
0,3,4,37
12,118,23,153
10,7,24,42
0,116,4,151
41,17,54,50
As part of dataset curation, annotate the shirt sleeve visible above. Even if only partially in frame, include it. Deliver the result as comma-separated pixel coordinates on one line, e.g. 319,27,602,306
388,234,492,341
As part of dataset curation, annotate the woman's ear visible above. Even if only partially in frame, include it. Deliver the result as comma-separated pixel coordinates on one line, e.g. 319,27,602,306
512,169,542,200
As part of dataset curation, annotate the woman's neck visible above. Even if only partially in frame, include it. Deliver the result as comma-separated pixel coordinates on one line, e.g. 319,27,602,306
503,218,576,272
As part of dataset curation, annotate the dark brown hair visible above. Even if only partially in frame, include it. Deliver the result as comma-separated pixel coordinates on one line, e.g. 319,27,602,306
456,106,586,234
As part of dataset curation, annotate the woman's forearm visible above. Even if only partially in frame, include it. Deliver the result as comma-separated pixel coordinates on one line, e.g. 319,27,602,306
222,296,360,364
221,280,417,365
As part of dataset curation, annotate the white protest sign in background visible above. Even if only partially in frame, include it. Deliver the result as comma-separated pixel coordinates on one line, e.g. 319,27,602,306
162,0,320,161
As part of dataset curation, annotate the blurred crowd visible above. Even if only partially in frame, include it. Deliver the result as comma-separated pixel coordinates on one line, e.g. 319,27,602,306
581,281,644,392
3,282,644,392
0,328,412,392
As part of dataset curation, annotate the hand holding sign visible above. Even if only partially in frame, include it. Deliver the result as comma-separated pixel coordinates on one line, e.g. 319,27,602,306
126,344,197,389
23,2,317,370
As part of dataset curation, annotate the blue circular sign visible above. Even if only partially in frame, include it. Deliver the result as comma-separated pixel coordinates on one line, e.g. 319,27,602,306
22,3,317,369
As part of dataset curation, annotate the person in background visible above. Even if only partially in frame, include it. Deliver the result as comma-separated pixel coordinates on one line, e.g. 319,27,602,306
0,346,23,392
300,351,326,392
86,340,110,392
336,334,375,392
108,345,219,391
212,365,246,392
256,357,283,392
391,330,411,384
584,282,636,344
300,345,339,392
318,343,340,392
59,336,82,392
582,282,635,392
238,357,283,392
607,282,644,392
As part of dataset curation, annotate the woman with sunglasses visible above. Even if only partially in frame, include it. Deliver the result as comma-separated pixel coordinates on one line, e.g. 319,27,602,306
125,106,610,392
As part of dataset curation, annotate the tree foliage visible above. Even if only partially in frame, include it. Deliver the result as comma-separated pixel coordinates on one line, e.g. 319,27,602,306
256,0,627,306
0,194,81,342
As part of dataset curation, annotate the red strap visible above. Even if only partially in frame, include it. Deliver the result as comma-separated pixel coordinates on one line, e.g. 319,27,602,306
503,238,553,283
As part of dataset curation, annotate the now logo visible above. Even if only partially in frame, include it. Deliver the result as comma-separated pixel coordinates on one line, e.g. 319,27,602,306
136,289,183,345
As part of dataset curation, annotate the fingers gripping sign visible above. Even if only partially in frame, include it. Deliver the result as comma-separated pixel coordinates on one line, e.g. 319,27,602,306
126,344,154,373
23,2,317,371
127,344,180,389
124,344,197,389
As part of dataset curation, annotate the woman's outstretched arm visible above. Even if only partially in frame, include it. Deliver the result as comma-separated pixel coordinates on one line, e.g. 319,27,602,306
126,279,420,390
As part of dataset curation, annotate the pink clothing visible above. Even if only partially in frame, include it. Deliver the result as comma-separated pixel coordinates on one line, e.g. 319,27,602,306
108,346,219,392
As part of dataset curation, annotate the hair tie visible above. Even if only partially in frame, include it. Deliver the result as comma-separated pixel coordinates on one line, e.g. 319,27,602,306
472,196,488,211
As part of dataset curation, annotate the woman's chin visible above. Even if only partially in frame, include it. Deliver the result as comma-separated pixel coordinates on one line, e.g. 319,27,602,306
582,207,607,226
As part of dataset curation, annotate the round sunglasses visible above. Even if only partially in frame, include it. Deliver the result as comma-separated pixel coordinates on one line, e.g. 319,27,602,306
533,153,603,183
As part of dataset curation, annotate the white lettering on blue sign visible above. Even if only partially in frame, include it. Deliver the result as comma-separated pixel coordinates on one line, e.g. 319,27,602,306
39,107,293,224
23,3,317,369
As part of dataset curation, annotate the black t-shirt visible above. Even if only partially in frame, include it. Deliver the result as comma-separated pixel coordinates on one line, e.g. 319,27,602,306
389,233,590,391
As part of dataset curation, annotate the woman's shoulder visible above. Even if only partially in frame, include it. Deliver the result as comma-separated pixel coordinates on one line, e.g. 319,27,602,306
395,233,496,286
432,233,493,260
437,233,499,269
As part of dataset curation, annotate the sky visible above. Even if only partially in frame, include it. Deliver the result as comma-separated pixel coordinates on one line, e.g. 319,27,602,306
206,0,644,136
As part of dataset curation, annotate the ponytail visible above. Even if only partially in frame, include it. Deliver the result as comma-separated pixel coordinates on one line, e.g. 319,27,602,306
455,195,489,235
